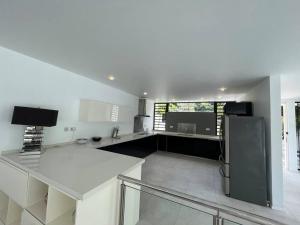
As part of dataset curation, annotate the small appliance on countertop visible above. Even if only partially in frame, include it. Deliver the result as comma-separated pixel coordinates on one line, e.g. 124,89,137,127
92,136,102,142
111,126,121,139
76,138,89,144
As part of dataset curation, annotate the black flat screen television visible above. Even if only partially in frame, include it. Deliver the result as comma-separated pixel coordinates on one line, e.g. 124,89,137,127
11,106,58,127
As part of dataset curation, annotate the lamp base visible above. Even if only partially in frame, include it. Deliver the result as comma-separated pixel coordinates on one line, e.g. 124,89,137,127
21,126,44,153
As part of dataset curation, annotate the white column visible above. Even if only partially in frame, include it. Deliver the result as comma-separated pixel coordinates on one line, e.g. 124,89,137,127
269,76,283,208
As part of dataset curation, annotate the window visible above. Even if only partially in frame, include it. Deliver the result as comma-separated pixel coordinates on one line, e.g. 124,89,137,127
153,101,227,135
111,105,119,122
215,102,226,136
168,102,214,112
153,103,168,131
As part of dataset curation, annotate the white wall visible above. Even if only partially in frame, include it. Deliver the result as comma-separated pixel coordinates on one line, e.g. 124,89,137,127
241,76,283,208
0,47,140,152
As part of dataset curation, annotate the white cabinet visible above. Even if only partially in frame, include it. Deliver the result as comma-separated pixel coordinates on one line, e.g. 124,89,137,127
79,100,133,123
79,100,112,122
0,160,28,208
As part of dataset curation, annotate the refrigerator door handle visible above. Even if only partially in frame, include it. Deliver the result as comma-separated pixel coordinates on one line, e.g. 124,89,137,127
219,166,225,177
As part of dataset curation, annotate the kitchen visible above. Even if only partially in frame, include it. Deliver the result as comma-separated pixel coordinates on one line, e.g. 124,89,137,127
0,96,271,225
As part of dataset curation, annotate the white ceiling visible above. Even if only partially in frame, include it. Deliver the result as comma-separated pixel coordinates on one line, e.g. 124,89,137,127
1,0,300,101
281,75,300,100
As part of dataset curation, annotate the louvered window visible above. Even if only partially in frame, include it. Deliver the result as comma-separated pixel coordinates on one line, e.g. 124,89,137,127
111,105,119,122
153,103,168,131
215,102,226,136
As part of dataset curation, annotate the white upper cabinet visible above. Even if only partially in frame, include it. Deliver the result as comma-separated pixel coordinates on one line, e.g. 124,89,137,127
79,99,133,122
79,100,112,122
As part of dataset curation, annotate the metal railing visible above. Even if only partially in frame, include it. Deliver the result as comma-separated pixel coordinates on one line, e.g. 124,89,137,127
118,175,287,225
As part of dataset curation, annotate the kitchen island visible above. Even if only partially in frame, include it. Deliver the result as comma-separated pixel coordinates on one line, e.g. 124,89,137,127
0,143,144,225
0,131,221,225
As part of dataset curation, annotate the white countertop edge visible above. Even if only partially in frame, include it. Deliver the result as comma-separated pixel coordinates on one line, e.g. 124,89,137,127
80,159,145,200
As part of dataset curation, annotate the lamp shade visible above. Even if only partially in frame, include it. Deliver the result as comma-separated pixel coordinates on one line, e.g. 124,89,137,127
11,106,58,127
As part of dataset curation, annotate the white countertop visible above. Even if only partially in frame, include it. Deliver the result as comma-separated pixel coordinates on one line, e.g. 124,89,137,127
0,131,220,200
1,144,145,200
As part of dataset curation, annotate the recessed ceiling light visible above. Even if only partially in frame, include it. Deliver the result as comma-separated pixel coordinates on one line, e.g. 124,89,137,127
217,95,223,99
219,87,227,92
108,75,115,81
143,92,148,96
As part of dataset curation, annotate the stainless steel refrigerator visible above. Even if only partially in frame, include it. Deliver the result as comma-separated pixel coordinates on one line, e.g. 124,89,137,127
222,115,269,206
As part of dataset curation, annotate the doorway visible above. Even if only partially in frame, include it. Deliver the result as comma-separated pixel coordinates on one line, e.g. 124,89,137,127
281,105,288,170
294,102,300,170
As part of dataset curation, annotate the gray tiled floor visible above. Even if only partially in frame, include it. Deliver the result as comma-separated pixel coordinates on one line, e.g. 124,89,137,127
136,151,300,225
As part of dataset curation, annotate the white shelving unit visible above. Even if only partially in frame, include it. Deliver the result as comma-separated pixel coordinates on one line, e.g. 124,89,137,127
24,176,76,225
1,152,143,225
0,191,22,225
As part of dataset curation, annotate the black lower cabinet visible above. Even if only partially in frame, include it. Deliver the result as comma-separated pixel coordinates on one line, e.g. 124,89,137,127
157,134,167,151
160,136,221,160
99,135,221,160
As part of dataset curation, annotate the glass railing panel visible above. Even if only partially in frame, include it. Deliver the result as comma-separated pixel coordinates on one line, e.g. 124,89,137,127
118,175,285,225
122,185,215,225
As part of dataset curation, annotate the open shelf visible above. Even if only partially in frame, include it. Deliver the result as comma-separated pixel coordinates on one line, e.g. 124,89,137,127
0,191,9,224
0,191,22,225
26,177,48,224
47,210,75,225
25,176,76,225
26,200,47,224
46,187,76,225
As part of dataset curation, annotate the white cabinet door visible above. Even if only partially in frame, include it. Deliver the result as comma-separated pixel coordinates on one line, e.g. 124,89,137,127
79,100,112,122
0,160,28,208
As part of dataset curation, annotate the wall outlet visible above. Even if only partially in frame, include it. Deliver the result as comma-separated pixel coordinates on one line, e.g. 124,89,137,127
70,127,77,132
